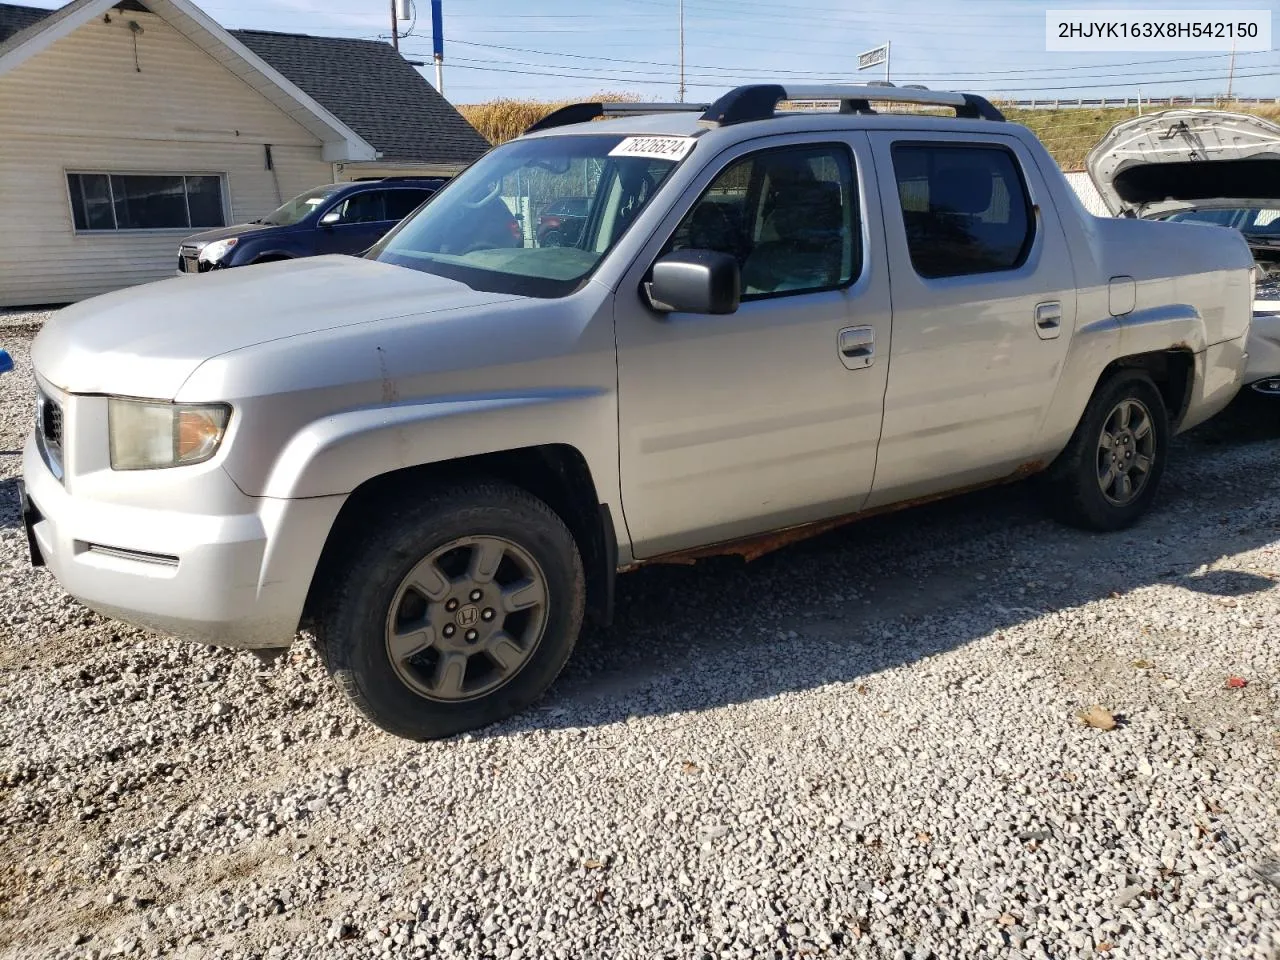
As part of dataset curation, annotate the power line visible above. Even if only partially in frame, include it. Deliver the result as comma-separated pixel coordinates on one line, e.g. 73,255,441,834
400,55,1280,95
419,49,1279,89
448,38,1273,83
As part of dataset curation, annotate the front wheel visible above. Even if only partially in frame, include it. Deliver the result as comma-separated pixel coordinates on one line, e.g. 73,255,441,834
1039,370,1170,531
316,483,585,740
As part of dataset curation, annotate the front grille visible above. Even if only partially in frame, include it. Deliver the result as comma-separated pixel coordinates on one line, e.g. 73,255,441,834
41,397,62,446
36,390,64,478
178,245,200,274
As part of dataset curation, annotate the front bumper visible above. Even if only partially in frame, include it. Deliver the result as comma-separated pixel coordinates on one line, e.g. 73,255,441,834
22,430,345,649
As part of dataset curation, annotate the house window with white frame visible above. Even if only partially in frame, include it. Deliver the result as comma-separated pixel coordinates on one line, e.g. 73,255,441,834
66,173,227,232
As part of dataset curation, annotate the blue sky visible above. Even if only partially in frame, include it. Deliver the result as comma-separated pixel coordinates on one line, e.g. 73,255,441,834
34,0,1280,103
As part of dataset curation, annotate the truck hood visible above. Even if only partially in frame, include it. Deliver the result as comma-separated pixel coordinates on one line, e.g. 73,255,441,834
1086,109,1280,218
32,255,519,398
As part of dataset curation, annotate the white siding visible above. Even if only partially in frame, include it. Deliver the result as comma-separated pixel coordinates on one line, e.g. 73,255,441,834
0,11,335,306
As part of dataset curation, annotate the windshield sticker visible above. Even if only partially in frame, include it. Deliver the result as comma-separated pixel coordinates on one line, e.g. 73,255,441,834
608,136,696,162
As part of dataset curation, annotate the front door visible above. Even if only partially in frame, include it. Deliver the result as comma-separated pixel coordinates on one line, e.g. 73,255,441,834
615,134,892,558
864,132,1078,507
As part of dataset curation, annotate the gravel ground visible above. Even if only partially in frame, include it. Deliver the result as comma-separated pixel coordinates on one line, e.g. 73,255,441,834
0,308,59,333
1,327,1277,960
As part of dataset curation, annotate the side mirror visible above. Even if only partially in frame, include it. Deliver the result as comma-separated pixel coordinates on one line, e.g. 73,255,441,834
645,249,740,315
319,210,341,227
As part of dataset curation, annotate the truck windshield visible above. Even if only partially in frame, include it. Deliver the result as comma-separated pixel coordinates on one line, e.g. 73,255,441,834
371,134,687,297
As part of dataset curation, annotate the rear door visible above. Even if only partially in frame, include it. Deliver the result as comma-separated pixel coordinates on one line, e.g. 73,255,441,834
614,133,893,557
865,132,1077,507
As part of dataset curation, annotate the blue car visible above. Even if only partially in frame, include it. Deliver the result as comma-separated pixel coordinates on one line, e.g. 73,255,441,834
176,177,448,274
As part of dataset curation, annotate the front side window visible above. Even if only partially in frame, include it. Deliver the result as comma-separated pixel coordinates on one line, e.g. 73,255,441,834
663,144,859,298
67,173,226,232
329,191,386,224
892,144,1034,279
373,133,686,297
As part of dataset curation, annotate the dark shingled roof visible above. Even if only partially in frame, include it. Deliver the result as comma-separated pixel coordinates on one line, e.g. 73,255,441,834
0,0,62,48
231,29,489,165
0,3,489,166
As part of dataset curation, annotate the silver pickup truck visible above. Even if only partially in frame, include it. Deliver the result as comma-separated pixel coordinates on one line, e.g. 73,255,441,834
20,85,1254,740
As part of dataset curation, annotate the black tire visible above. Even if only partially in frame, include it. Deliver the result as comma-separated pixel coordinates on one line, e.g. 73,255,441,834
540,229,563,248
316,482,585,740
1039,370,1170,531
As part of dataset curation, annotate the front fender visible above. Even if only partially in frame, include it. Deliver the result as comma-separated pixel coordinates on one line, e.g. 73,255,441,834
260,388,612,500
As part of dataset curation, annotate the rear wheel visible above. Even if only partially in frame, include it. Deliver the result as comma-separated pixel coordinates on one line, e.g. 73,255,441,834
316,483,585,740
1040,370,1170,531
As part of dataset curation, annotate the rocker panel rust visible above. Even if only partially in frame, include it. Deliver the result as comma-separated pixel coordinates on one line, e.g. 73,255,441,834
627,459,1046,569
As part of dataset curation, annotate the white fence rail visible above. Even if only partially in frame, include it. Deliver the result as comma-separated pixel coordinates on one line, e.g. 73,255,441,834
1004,96,1279,109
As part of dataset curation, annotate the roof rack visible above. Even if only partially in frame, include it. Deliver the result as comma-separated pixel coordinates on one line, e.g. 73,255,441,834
701,84,1005,125
524,85,1004,136
525,101,709,134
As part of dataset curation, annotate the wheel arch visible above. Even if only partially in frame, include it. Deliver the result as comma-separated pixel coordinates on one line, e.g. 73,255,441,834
301,443,616,632
1097,346,1196,429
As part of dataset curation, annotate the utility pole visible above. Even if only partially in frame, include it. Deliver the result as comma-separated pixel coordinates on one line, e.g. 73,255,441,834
431,0,445,95
677,0,685,102
389,0,399,51
1226,36,1236,101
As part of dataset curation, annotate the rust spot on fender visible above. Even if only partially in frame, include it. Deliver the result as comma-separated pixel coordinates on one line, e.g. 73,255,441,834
632,460,1048,568
375,345,399,404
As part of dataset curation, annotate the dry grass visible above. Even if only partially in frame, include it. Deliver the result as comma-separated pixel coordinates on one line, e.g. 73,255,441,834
458,93,1280,170
1003,101,1280,170
459,92,641,145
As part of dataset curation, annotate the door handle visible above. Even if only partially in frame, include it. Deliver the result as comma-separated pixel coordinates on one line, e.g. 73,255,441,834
838,325,875,370
1035,301,1062,340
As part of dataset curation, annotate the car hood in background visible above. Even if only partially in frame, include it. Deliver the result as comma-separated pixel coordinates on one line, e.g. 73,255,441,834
181,222,284,248
1086,109,1280,218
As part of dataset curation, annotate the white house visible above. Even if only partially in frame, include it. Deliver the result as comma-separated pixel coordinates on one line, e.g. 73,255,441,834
0,0,489,306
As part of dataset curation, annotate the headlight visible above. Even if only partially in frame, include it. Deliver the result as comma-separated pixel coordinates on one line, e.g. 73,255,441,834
108,399,231,470
198,238,238,263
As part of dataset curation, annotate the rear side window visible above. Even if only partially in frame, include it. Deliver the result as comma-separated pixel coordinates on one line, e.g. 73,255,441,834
892,144,1034,279
386,189,433,220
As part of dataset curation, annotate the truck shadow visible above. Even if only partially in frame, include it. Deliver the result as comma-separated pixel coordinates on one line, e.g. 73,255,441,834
493,394,1280,737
